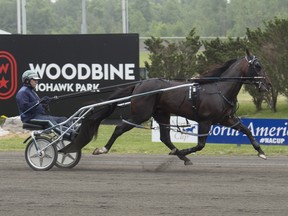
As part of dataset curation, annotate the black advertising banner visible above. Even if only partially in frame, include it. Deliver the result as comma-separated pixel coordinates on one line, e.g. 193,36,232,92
0,34,139,117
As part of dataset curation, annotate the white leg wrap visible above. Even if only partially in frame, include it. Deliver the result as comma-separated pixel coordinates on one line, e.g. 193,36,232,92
92,147,108,155
99,147,108,154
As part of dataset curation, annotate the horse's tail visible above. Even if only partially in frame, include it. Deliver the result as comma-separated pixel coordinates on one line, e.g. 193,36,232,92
107,84,137,100
61,84,136,153
82,84,136,141
90,85,136,135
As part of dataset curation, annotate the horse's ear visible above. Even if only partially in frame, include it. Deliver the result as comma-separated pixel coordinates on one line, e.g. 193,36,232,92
245,48,250,57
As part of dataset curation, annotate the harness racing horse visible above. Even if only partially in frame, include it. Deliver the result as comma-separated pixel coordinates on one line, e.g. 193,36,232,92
60,50,272,165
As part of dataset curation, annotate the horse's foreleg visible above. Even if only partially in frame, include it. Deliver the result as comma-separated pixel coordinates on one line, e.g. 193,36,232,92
222,117,266,159
92,121,135,155
154,113,192,165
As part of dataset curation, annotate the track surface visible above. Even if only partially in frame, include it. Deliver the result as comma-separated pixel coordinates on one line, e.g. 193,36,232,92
1,152,288,216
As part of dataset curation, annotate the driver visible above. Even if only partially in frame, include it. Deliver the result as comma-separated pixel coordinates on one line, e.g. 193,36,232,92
16,69,67,126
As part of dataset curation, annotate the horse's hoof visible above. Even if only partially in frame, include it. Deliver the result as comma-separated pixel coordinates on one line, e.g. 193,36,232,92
184,160,193,165
258,153,267,160
92,147,108,155
169,148,177,155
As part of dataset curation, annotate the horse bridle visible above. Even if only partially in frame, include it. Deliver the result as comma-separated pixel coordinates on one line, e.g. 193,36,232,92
245,55,268,90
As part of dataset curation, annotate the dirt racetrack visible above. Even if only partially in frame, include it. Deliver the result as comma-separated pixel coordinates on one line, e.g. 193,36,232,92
1,152,288,216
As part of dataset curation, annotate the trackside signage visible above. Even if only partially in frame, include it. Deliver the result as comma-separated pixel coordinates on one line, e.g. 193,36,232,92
207,118,288,145
152,116,198,143
0,34,139,116
152,117,288,145
32,63,135,92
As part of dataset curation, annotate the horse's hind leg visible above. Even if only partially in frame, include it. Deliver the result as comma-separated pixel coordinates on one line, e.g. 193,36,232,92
93,96,156,155
153,113,192,165
177,122,211,156
92,120,135,155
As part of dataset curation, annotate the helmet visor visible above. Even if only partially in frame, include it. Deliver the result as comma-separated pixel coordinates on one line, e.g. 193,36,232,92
31,76,40,80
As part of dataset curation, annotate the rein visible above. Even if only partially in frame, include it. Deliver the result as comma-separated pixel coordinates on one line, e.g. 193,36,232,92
189,76,265,83
49,76,264,102
51,79,155,101
53,81,142,100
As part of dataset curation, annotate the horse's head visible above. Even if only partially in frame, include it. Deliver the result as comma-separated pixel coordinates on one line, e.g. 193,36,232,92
244,49,272,92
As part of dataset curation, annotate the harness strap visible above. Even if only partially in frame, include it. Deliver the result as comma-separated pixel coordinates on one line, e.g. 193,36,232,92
121,118,210,137
121,118,157,130
207,82,235,107
227,119,241,128
218,92,235,107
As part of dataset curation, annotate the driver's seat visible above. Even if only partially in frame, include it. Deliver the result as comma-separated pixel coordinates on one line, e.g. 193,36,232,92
22,120,53,131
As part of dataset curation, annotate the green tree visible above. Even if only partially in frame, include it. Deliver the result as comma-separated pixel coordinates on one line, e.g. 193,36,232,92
129,11,147,34
89,0,122,33
0,0,17,33
246,17,288,112
227,0,288,37
197,37,248,70
2,0,288,37
144,29,201,79
27,0,56,34
188,0,228,36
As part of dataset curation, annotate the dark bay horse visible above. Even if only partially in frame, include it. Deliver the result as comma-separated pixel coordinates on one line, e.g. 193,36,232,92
61,50,272,165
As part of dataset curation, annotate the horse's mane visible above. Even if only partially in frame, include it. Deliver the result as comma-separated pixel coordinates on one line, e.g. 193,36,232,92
195,58,238,83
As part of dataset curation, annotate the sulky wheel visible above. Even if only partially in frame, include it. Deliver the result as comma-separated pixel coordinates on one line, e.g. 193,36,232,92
55,139,81,169
25,136,57,171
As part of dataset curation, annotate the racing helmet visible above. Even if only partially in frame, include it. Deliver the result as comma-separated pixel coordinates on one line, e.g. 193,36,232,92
22,70,40,83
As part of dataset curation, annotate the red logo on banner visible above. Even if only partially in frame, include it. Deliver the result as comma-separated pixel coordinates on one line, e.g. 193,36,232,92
0,51,17,100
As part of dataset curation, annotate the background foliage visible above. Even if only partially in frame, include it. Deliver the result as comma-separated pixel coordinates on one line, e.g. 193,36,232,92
1,0,288,37
144,18,288,113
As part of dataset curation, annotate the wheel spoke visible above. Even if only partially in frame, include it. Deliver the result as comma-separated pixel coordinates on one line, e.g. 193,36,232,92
30,153,39,158
67,154,76,161
60,154,66,164
60,153,75,164
43,153,53,159
39,157,43,167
